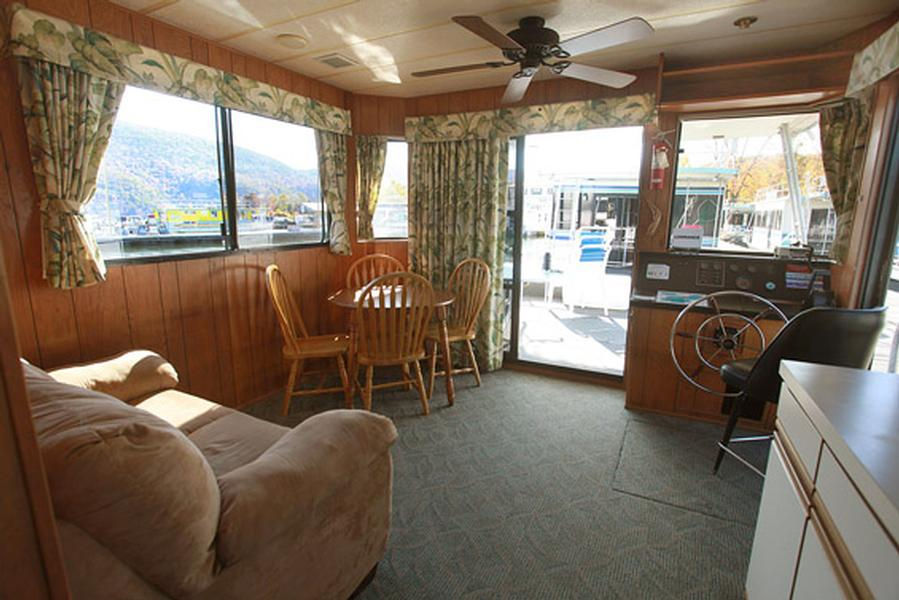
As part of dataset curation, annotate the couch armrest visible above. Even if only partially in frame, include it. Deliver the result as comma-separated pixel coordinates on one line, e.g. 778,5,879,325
49,350,179,404
216,409,397,565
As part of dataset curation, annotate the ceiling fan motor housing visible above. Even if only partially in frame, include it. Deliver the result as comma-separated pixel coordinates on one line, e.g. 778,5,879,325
505,16,568,69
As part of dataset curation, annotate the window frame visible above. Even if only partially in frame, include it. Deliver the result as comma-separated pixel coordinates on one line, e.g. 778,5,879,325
367,137,409,241
96,88,329,266
667,107,832,259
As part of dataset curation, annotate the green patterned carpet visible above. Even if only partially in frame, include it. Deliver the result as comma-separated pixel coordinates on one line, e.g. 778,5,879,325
244,370,765,599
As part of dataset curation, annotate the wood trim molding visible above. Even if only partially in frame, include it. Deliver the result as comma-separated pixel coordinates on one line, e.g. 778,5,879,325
0,242,69,598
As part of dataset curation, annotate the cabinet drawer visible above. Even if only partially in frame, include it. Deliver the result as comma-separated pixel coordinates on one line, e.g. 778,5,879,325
792,510,854,600
816,446,899,599
776,386,821,480
745,437,808,599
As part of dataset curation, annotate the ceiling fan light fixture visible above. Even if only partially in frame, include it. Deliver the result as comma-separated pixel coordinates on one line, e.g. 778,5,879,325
733,16,758,30
275,33,309,50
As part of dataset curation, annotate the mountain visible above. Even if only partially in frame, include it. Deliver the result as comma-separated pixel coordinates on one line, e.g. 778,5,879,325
89,121,320,219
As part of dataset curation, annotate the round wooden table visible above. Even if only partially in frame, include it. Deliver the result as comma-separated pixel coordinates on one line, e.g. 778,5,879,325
328,288,458,405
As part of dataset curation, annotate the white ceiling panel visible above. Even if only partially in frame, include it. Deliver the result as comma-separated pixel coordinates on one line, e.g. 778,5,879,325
110,0,897,96
150,0,359,41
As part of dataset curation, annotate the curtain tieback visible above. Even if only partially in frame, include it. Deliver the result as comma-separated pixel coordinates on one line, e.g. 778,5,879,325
42,198,87,217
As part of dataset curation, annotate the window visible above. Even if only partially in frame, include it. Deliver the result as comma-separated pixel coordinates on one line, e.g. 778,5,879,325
371,140,408,238
88,86,327,261
231,110,324,248
90,87,226,260
669,113,834,255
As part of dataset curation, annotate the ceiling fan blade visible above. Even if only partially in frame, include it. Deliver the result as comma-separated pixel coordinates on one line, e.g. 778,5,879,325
452,15,524,51
558,17,653,57
559,63,636,89
412,62,506,77
501,69,537,104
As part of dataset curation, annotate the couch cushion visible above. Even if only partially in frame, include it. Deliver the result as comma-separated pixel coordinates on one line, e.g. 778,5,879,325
50,350,178,404
137,388,233,434
24,362,220,598
189,411,289,476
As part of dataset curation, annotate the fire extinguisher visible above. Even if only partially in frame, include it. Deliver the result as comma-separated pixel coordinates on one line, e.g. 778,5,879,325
650,141,670,191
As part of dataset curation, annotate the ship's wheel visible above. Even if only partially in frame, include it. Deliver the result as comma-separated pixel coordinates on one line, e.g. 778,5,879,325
669,291,787,396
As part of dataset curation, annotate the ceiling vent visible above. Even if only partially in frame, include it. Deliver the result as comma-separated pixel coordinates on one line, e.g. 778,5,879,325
314,53,357,69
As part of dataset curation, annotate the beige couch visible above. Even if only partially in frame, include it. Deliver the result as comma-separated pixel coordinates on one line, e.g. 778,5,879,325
23,350,397,600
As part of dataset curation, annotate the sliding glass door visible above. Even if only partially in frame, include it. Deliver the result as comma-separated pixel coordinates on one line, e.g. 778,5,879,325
504,127,644,375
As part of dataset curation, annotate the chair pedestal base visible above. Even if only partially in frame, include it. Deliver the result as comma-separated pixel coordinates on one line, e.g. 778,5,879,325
714,391,771,477
715,437,771,478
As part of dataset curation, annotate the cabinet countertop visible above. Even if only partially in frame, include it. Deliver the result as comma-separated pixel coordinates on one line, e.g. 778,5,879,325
779,360,899,545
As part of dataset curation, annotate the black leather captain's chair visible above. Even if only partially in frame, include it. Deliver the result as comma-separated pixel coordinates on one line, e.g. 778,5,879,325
715,306,887,474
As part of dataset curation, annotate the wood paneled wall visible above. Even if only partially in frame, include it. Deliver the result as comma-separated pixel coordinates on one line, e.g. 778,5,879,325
0,242,69,599
0,0,406,409
1,0,894,411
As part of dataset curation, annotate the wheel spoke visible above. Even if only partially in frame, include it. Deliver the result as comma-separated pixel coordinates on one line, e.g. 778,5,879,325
704,347,723,364
736,307,773,336
708,296,729,335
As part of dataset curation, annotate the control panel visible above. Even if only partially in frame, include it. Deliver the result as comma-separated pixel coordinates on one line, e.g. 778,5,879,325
633,251,832,306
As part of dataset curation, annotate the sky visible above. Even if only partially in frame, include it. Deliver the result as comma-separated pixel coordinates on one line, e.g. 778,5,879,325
680,114,822,167
116,86,319,171
523,127,644,182
381,140,408,186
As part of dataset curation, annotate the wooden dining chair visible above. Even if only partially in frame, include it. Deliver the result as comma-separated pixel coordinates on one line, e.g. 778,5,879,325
346,253,404,290
265,265,352,416
354,272,434,415
426,258,491,397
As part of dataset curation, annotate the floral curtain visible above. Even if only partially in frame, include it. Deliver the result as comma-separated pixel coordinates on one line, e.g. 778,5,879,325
8,5,351,134
846,20,899,96
315,130,351,255
820,91,873,261
17,58,124,288
409,137,508,371
356,135,388,240
405,93,656,142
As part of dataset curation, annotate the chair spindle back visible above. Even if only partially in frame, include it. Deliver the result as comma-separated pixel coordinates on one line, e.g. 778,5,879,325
355,272,434,363
265,264,309,355
346,253,404,290
446,258,491,336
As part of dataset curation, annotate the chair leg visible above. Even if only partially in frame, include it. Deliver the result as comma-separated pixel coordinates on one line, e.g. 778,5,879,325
714,393,746,474
411,360,430,416
466,339,481,387
428,339,438,399
336,354,351,409
281,360,299,416
401,363,412,391
363,365,374,412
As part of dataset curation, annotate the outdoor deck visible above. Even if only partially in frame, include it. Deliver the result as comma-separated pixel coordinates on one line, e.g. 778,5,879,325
513,267,632,375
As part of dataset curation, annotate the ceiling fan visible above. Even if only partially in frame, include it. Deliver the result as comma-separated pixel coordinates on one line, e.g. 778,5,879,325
412,15,654,103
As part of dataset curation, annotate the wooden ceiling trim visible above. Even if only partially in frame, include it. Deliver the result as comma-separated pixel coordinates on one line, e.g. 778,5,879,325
658,87,845,113
663,50,855,78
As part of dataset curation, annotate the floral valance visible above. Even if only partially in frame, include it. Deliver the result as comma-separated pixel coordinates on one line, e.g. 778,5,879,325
405,93,656,142
7,4,351,135
846,19,899,96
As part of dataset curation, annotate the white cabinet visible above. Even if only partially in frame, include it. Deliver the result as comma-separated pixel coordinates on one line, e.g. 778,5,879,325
746,362,899,600
746,441,807,599
792,514,850,600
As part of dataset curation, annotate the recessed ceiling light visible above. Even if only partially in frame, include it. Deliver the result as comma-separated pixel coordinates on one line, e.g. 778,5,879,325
733,16,758,30
276,33,308,50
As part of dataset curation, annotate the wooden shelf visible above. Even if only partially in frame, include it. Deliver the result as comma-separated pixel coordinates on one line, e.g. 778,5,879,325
658,86,845,113
663,51,855,79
